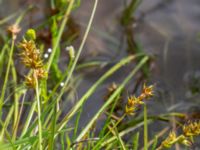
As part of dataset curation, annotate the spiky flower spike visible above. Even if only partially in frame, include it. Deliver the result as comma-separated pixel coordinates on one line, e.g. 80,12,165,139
125,96,143,115
19,29,47,88
183,120,200,137
125,84,154,115
138,83,154,101
25,75,36,88
35,68,48,79
19,39,43,69
157,121,200,150
160,131,177,149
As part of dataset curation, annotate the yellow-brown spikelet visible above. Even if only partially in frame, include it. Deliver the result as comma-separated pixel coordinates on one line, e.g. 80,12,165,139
125,96,143,115
127,96,144,106
19,39,43,69
125,84,154,116
138,84,154,101
157,132,192,150
157,131,177,150
25,75,36,88
35,68,48,79
125,105,136,115
183,120,200,137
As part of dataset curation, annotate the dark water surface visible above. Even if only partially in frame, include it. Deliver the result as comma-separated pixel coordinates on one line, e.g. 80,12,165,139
72,0,200,120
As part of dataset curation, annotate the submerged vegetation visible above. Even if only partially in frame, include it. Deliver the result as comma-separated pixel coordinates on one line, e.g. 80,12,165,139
0,0,199,149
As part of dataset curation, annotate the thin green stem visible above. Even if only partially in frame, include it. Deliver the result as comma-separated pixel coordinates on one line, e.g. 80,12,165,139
55,0,98,104
47,0,75,71
94,114,126,149
101,121,149,147
49,102,57,150
0,106,14,141
110,120,126,150
11,58,18,140
47,58,73,101
0,38,15,117
144,104,148,150
20,101,36,137
34,70,42,150
12,92,26,140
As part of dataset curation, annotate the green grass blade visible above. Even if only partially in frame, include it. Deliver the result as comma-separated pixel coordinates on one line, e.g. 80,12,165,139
47,0,75,71
111,121,127,150
0,39,15,117
133,132,140,150
101,121,151,147
151,136,158,150
0,106,14,140
73,107,83,141
34,71,43,150
54,0,99,106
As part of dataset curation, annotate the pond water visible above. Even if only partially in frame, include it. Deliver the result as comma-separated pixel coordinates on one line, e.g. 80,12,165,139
71,0,200,124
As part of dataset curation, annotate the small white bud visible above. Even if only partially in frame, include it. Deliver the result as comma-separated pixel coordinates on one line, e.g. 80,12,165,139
65,46,75,59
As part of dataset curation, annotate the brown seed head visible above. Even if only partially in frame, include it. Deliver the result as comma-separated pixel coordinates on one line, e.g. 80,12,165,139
7,24,21,39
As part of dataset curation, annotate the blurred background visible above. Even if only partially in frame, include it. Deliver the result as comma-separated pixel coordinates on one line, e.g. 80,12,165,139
0,0,200,148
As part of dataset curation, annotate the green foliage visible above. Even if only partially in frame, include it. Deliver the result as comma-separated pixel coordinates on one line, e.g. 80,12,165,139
121,0,142,25
133,132,140,150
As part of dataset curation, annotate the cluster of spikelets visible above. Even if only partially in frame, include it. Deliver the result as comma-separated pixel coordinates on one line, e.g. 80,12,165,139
157,120,200,150
19,29,47,88
183,120,200,136
125,84,154,115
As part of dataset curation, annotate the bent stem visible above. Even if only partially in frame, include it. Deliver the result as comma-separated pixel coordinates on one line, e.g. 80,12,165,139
34,70,42,150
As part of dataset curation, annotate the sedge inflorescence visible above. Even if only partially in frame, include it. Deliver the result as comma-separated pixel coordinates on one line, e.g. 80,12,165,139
19,29,47,88
19,39,43,69
157,120,200,150
159,131,178,149
125,84,154,115
183,120,200,137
